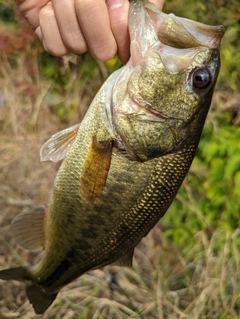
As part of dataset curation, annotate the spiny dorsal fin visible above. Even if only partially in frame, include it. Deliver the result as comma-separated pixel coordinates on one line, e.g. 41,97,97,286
11,206,48,251
40,123,80,162
80,137,112,204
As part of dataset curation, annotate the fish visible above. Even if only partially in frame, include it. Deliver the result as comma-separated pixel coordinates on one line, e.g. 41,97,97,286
0,0,224,314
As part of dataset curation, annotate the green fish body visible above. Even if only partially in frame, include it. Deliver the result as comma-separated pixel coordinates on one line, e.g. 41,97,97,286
0,0,224,314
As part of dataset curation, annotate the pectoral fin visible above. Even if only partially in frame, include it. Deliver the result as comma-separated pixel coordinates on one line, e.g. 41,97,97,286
40,123,80,162
11,206,48,251
81,137,112,204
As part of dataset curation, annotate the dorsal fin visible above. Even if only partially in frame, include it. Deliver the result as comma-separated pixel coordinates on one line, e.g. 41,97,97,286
40,123,80,162
80,137,112,204
112,248,135,268
26,283,58,314
11,206,48,251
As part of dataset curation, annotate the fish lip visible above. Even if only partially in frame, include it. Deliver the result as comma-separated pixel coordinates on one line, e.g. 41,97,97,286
177,18,225,49
206,29,225,49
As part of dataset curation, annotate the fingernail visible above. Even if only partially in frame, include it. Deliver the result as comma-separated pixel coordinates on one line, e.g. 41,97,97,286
107,0,124,10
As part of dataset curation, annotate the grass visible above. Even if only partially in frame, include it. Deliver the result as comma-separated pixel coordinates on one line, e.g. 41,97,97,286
0,222,239,318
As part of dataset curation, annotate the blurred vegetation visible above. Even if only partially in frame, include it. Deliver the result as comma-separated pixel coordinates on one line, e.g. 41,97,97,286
0,0,239,317
0,0,240,258
0,0,239,265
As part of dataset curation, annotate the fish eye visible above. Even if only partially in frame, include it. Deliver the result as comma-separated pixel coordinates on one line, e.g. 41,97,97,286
192,68,211,90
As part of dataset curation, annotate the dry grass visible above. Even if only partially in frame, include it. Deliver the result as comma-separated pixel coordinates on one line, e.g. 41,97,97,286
0,50,240,318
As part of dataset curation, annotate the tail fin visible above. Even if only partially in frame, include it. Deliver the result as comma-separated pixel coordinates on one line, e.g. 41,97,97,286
0,267,57,314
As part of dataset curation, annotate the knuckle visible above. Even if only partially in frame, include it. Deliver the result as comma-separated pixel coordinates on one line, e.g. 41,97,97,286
39,5,54,21
76,0,104,13
64,33,88,54
110,17,128,32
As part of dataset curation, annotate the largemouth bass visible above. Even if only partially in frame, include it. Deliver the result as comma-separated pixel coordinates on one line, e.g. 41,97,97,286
0,0,224,314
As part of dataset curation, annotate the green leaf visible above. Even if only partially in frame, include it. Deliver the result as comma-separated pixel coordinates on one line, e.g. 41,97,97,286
233,171,240,196
210,158,225,182
224,154,240,180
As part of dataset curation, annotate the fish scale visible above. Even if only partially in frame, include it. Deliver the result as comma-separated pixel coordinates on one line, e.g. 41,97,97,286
0,0,224,314
36,142,199,292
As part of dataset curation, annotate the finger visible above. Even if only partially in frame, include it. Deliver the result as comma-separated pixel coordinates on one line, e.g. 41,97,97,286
38,2,68,56
107,0,130,64
17,0,49,30
75,0,117,61
51,0,87,54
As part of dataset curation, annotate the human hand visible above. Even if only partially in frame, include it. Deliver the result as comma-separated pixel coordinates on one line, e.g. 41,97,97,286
17,0,165,64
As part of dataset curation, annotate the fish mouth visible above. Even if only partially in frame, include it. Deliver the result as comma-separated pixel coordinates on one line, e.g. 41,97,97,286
157,15,225,50
144,3,225,74
144,2,225,50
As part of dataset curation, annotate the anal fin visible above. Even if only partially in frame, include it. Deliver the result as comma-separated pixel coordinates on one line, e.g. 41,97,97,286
11,206,48,251
81,137,112,204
